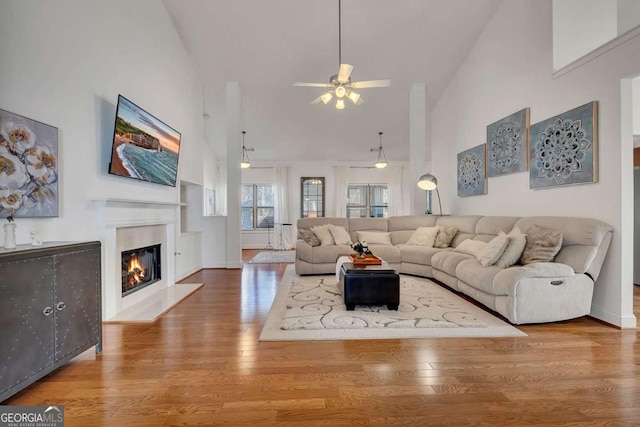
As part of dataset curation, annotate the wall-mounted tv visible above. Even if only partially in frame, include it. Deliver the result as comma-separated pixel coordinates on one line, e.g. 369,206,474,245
109,95,181,187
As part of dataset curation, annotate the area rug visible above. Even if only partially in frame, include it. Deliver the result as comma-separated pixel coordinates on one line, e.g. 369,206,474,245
259,265,526,341
248,250,295,264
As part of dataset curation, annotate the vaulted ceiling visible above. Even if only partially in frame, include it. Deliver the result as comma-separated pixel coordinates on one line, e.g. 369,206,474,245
163,0,501,164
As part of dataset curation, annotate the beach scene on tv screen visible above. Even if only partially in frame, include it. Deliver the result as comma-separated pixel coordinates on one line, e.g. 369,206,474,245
110,96,180,186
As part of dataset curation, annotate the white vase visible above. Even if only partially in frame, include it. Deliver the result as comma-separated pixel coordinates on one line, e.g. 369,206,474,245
4,223,16,249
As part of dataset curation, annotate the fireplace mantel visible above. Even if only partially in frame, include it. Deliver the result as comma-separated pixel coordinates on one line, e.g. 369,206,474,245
92,198,185,209
94,196,197,321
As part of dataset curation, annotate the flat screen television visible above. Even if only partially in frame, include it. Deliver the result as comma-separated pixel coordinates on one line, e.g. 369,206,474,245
109,95,181,187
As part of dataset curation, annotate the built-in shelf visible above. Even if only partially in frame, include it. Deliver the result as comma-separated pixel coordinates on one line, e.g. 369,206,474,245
92,198,183,209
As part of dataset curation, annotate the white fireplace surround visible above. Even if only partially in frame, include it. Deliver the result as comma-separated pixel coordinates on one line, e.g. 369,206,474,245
94,198,201,321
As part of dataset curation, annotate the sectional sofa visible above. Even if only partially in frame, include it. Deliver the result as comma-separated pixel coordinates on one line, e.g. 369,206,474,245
295,215,613,325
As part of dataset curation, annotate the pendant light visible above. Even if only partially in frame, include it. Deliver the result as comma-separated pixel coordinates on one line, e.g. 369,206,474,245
240,131,251,169
372,131,388,168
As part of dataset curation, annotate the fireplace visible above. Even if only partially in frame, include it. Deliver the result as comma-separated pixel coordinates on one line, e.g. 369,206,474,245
121,244,162,297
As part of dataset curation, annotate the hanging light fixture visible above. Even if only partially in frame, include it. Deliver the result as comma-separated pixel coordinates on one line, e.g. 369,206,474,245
371,131,388,168
240,131,251,169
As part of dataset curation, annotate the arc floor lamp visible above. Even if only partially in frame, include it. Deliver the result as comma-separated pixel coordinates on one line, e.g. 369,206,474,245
417,173,442,216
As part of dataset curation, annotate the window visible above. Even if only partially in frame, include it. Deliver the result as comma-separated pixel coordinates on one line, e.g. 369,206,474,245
347,184,388,218
301,177,325,218
241,184,274,230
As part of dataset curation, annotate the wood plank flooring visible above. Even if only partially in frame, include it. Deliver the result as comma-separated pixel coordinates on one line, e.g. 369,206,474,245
5,249,640,426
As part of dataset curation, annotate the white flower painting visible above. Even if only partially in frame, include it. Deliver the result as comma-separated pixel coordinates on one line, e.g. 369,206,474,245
529,102,598,189
0,109,58,218
457,144,487,197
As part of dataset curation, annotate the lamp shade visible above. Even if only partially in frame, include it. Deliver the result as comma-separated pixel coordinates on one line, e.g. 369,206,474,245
417,173,437,190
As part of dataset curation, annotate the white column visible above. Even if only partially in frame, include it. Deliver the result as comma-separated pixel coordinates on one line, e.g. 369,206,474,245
409,83,427,215
225,82,243,268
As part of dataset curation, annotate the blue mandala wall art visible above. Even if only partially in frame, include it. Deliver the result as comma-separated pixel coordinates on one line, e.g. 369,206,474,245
457,144,487,197
529,101,598,190
486,108,529,177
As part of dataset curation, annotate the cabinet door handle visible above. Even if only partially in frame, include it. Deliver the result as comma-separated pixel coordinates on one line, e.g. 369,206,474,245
43,306,53,316
56,301,66,311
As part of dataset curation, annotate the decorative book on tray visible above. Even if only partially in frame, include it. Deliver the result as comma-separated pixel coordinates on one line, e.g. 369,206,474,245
349,253,382,265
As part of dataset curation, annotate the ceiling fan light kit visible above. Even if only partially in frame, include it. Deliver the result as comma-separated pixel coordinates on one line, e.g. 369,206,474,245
294,0,390,109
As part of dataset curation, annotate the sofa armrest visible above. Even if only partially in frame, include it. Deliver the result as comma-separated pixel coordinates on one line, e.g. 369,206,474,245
295,240,313,262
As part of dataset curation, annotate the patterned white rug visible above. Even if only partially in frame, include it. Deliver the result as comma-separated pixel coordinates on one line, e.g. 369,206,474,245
248,250,295,264
259,265,526,341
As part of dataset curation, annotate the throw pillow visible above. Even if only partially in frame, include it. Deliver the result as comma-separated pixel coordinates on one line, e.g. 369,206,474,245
297,229,321,247
477,231,509,267
453,239,487,257
329,224,353,245
434,225,458,248
406,226,439,247
495,226,527,268
356,230,392,245
310,224,335,246
520,224,563,264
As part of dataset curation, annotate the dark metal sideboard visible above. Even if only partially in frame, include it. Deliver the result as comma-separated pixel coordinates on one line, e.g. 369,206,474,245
0,241,102,402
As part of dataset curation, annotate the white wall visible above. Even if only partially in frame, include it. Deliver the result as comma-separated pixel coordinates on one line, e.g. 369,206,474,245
432,0,639,327
0,1,208,275
618,0,640,35
553,0,617,70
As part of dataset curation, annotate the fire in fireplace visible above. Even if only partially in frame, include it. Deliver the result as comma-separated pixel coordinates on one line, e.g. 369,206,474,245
121,244,161,296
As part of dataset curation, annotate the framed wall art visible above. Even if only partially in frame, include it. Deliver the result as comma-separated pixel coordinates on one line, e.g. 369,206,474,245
529,101,598,189
457,144,487,197
0,109,59,218
487,107,529,177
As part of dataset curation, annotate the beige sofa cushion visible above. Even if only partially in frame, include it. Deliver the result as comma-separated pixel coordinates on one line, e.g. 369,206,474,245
329,224,352,245
406,226,439,246
496,226,526,268
367,244,402,263
512,216,612,278
477,232,509,266
436,216,482,247
474,216,520,241
454,239,487,257
298,229,320,247
456,259,504,294
434,225,457,248
397,244,448,265
431,250,474,277
311,224,335,246
357,230,392,245
457,259,576,296
309,244,354,263
520,224,563,264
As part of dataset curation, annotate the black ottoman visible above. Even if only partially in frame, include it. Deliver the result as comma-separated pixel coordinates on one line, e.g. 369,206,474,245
339,262,400,310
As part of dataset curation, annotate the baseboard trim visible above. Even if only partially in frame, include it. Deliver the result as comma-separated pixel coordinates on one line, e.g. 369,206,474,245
590,306,637,329
175,265,202,282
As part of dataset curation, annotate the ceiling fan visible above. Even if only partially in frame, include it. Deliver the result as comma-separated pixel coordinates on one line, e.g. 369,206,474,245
294,0,391,109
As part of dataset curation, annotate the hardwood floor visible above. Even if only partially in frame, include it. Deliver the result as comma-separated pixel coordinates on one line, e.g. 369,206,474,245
5,250,640,426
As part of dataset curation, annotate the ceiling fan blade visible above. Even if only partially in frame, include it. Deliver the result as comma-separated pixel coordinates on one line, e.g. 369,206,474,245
351,79,391,89
310,95,324,105
294,82,333,88
337,63,353,83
